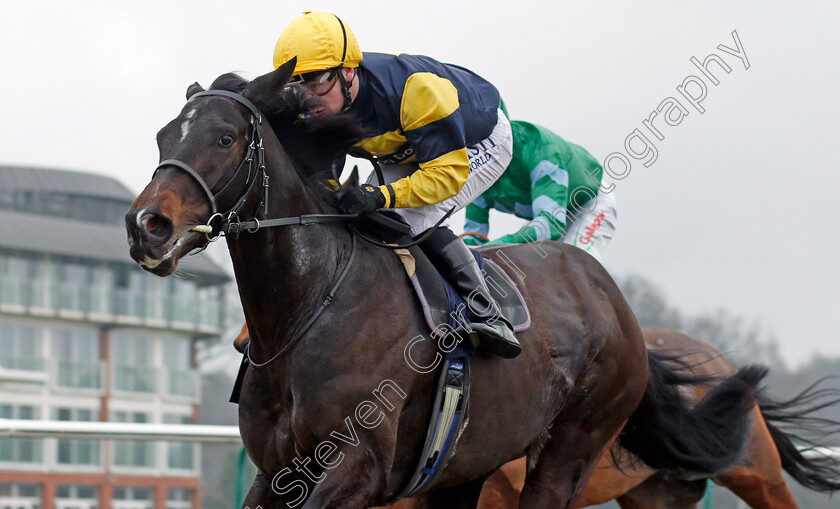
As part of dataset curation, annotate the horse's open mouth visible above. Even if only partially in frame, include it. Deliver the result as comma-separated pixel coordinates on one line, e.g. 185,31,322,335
132,233,192,276
139,256,177,276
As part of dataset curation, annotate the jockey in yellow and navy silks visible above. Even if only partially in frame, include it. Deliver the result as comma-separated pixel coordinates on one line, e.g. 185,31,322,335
273,11,521,358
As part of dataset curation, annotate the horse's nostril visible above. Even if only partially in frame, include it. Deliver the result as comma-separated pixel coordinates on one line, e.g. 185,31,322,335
145,215,160,233
140,212,174,244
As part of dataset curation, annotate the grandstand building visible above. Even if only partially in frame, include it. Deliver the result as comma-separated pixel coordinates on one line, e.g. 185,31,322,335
0,166,229,509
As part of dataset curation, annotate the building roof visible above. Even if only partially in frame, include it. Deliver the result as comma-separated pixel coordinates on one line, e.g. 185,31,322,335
0,165,136,202
0,209,229,286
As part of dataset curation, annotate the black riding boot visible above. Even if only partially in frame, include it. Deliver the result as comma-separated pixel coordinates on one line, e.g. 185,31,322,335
419,228,522,359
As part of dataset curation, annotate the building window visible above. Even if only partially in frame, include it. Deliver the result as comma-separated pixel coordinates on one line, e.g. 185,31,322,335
197,285,222,328
42,191,70,216
88,264,114,314
0,255,27,307
113,486,153,509
0,404,41,464
0,483,41,509
163,338,195,398
111,333,156,393
56,484,98,509
142,276,166,321
55,407,101,466
26,257,53,309
164,414,194,471
170,279,197,324
0,320,44,372
112,412,155,469
166,488,193,509
53,328,101,390
55,262,90,312
0,189,13,208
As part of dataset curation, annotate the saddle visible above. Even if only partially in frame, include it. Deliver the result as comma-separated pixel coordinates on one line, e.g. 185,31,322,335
388,239,530,499
402,243,531,341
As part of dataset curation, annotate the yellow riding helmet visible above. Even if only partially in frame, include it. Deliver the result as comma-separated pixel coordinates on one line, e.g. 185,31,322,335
273,11,363,75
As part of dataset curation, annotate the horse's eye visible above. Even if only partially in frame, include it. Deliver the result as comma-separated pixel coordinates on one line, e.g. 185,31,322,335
219,135,234,147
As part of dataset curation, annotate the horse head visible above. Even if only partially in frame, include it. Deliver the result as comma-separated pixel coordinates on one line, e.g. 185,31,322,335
125,59,364,277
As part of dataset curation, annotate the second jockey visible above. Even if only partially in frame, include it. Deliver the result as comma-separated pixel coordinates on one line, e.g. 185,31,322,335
464,120,617,262
273,11,521,358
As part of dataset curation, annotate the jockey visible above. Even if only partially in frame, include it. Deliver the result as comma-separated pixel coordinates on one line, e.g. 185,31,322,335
463,120,617,263
273,11,521,358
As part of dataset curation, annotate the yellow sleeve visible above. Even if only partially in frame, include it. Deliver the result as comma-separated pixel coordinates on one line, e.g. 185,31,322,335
385,149,469,208
387,72,470,208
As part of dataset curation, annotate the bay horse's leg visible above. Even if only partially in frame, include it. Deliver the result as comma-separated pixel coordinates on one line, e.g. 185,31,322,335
408,476,489,509
569,449,653,508
517,421,616,508
713,468,799,509
712,406,800,509
614,475,706,509
475,458,526,509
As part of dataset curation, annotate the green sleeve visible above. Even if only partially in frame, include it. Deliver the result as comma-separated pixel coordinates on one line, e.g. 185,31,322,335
486,162,569,245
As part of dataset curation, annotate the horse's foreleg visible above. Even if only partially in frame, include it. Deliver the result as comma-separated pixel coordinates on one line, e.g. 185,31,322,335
300,445,388,509
517,422,607,509
569,449,653,507
242,471,286,508
714,467,800,509
712,407,801,509
614,475,707,509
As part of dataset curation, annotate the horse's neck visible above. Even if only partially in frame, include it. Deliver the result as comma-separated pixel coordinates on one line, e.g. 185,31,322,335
229,225,346,342
226,133,350,360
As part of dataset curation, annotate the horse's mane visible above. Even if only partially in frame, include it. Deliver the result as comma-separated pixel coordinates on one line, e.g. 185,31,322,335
208,73,370,185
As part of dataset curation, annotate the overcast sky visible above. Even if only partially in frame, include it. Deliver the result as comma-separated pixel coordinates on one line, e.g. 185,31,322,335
1,1,838,366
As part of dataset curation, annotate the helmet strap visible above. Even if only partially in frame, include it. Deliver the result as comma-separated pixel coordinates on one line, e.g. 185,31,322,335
333,15,353,112
337,69,354,111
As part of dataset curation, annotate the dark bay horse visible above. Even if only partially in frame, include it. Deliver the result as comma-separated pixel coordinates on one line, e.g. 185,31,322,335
126,60,764,508
378,328,840,509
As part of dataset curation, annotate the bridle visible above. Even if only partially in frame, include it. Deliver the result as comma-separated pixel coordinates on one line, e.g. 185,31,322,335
154,90,270,243
154,89,360,245
156,88,363,366
155,88,452,250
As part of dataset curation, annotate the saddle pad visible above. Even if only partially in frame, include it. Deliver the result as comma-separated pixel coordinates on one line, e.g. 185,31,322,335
402,245,531,341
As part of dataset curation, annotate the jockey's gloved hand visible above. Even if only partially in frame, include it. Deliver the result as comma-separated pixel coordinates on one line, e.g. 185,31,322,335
335,184,387,214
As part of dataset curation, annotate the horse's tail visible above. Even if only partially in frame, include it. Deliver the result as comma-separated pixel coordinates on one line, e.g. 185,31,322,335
757,379,840,492
617,350,767,477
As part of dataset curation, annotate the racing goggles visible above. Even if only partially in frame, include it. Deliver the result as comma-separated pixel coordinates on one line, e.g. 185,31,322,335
290,68,340,96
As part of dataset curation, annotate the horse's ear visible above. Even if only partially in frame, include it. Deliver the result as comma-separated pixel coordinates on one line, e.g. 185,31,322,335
244,57,297,106
343,166,360,187
186,82,205,100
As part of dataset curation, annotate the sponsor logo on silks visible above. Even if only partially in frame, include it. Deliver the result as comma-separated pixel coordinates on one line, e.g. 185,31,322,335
378,147,415,165
469,152,493,173
579,212,607,246
467,137,498,174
